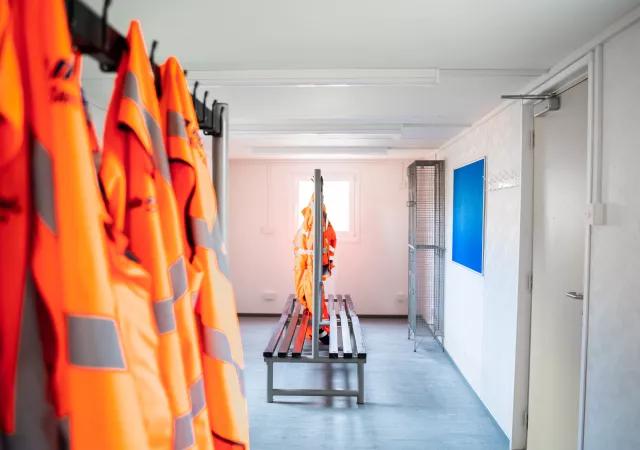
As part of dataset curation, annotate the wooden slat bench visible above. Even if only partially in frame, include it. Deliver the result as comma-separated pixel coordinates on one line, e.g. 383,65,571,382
263,294,367,403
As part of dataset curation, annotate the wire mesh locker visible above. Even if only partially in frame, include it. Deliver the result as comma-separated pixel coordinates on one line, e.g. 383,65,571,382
407,161,445,350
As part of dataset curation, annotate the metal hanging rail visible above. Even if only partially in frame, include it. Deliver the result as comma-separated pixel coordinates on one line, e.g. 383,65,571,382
311,169,323,358
65,0,230,234
65,0,222,135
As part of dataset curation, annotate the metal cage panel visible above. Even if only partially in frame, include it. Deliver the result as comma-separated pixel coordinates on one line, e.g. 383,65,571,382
408,161,445,349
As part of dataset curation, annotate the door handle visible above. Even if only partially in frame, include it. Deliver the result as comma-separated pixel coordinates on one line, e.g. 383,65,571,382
565,291,584,300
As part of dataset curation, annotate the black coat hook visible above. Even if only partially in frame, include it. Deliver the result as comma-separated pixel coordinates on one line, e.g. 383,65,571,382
150,40,158,66
98,0,114,71
202,91,209,125
209,99,218,130
101,0,112,49
192,81,200,119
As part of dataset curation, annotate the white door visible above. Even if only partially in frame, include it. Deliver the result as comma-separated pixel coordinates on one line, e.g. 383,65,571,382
527,81,588,450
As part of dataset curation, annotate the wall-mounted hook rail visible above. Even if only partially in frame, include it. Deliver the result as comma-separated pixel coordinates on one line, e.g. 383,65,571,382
65,0,223,135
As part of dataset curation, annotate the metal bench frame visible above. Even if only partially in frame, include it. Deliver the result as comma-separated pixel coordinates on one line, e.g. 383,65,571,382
263,169,366,404
263,294,367,404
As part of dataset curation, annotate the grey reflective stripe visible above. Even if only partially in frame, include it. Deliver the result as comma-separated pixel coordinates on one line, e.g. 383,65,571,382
5,272,61,450
122,71,172,182
153,298,177,334
189,377,206,417
191,217,230,277
32,140,57,234
167,110,187,139
169,256,188,301
67,316,126,369
203,328,245,396
123,71,141,103
173,412,195,450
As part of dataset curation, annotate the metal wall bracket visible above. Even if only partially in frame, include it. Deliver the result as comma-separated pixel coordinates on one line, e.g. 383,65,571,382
500,93,560,117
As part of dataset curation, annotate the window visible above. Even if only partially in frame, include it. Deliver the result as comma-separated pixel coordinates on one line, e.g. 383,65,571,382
296,178,354,235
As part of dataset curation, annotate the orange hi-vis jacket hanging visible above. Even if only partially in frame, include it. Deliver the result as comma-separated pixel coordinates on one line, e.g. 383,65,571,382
0,0,36,445
293,198,337,306
158,56,214,450
100,21,196,450
293,196,335,337
161,60,250,450
293,199,314,312
9,0,155,448
78,51,176,450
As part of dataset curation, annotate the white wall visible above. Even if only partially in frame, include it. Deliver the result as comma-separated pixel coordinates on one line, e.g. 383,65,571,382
437,103,528,444
227,159,416,315
583,19,640,450
435,11,640,450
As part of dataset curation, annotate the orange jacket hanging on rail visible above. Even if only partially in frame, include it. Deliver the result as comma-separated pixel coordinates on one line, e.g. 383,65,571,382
293,200,314,312
77,51,176,450
293,196,333,338
158,56,215,450
323,219,336,275
100,20,195,450
162,62,250,450
0,1,43,445
10,0,153,448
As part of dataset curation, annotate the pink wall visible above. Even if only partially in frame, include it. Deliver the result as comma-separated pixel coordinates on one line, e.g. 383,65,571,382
227,159,411,315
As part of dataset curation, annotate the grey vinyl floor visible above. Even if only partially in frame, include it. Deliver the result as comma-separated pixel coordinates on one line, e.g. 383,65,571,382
241,317,509,450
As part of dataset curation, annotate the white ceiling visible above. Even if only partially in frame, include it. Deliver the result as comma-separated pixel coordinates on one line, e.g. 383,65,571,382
82,0,640,158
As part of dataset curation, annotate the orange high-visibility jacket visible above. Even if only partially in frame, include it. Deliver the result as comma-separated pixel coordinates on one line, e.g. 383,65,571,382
159,56,215,450
164,63,250,450
10,0,153,448
323,220,336,273
293,201,314,311
293,197,332,336
0,1,39,444
100,20,195,450
77,52,176,450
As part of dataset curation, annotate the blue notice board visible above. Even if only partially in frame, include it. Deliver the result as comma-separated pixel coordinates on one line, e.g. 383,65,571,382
452,158,485,274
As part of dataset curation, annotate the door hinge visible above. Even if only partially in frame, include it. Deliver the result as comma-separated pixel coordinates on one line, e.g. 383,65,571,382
527,273,533,293
523,408,529,429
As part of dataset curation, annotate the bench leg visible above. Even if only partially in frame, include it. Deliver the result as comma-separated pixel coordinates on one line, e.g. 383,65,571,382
357,362,365,404
267,360,274,403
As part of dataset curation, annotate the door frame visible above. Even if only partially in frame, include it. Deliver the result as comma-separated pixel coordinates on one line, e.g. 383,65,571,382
516,49,602,450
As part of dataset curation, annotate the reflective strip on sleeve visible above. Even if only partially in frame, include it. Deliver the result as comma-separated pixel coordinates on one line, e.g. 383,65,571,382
173,412,195,450
169,256,188,301
191,217,230,277
67,316,126,369
123,71,172,182
203,328,245,396
167,110,187,139
295,249,313,256
153,298,177,334
189,377,206,417
32,140,57,233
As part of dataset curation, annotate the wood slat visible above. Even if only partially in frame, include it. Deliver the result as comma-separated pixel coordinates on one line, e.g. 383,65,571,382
328,295,338,358
292,309,310,358
337,295,353,358
263,295,294,357
345,294,366,359
278,302,301,357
